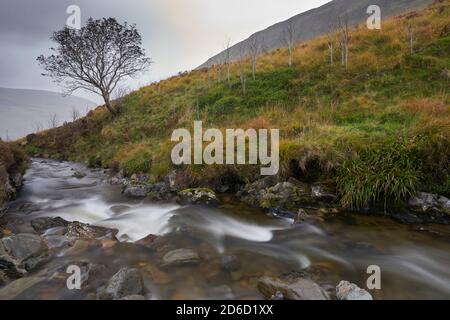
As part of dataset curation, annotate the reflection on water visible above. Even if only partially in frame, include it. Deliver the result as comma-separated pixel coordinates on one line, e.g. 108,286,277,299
6,159,450,299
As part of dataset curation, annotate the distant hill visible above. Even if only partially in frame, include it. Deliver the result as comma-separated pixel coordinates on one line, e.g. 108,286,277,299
0,88,96,140
198,0,433,68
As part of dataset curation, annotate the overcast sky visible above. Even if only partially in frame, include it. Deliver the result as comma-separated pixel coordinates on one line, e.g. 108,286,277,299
0,0,329,102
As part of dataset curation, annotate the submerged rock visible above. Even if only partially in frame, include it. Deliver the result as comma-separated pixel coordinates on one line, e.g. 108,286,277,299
257,276,328,300
161,248,200,268
135,234,159,246
336,281,373,300
220,255,241,272
98,267,144,300
72,171,86,179
0,276,45,300
293,209,309,224
208,285,234,299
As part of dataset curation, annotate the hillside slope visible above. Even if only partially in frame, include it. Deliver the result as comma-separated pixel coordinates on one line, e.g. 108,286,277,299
199,0,433,68
27,1,449,211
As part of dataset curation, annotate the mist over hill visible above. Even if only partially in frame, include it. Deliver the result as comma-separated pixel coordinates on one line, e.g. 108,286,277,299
0,87,96,140
198,0,433,69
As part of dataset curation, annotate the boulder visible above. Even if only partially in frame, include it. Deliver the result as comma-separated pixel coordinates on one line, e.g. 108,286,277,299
408,192,450,215
31,217,68,234
178,188,218,205
79,262,107,289
161,248,200,268
65,221,118,240
257,276,328,300
0,233,46,263
98,267,144,300
151,182,170,194
238,180,311,211
123,185,148,198
336,281,373,300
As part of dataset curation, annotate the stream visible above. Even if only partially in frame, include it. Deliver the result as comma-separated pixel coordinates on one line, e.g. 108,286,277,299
3,158,450,299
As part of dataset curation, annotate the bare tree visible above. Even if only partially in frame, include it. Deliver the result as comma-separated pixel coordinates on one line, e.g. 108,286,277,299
326,24,336,65
71,107,81,122
48,114,59,129
282,21,296,67
224,39,232,87
33,121,44,133
338,15,351,69
238,44,247,95
403,20,416,55
212,56,224,83
248,36,263,80
37,18,151,116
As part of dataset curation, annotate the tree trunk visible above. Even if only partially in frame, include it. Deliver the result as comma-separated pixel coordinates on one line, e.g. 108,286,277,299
289,47,293,67
345,44,349,69
252,60,256,80
329,43,334,65
103,93,117,116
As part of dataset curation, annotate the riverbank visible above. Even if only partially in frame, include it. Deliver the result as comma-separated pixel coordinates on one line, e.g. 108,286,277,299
106,166,450,225
1,159,450,299
0,140,28,209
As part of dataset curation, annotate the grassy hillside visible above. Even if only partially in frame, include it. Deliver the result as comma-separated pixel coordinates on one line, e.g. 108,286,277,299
26,1,449,210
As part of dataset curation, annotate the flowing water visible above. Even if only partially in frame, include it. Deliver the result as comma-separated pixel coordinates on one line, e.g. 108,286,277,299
4,159,450,299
